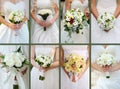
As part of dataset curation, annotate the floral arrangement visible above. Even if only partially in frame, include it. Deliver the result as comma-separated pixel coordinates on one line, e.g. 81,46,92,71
35,54,53,80
97,53,115,78
64,53,86,74
0,47,29,69
64,8,88,38
8,10,24,24
97,12,115,31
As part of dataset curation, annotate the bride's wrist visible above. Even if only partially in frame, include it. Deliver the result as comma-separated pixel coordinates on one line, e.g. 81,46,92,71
51,18,55,23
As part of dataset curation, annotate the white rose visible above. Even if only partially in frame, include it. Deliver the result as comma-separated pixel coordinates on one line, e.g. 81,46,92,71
14,58,22,67
16,53,25,62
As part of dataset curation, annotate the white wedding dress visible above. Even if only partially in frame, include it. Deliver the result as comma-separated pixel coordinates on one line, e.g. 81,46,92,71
91,0,120,43
91,45,120,89
61,45,89,89
32,0,59,43
0,45,29,89
31,45,59,89
0,1,29,43
61,0,89,43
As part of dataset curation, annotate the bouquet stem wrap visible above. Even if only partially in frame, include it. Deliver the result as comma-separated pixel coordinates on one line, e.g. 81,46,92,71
3,68,25,89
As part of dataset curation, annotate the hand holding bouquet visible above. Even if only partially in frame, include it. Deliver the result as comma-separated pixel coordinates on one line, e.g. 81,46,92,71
97,53,115,78
35,54,53,80
64,8,88,38
38,9,52,31
97,12,115,32
64,53,86,81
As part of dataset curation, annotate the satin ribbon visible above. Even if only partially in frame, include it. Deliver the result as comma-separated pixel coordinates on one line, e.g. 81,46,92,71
3,68,25,89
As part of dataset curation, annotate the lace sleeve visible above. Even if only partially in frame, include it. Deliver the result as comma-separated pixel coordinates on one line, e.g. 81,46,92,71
31,0,37,13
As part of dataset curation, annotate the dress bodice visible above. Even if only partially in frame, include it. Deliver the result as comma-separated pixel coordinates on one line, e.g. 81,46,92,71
0,45,20,55
71,0,88,11
62,45,88,60
97,0,117,14
3,1,25,20
35,45,56,57
36,0,52,9
91,46,120,63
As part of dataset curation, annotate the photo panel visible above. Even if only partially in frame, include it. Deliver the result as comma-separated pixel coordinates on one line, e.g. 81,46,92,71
30,0,59,44
60,45,90,89
91,45,120,89
91,0,120,43
61,0,90,43
0,0,29,44
0,45,30,89
30,45,59,89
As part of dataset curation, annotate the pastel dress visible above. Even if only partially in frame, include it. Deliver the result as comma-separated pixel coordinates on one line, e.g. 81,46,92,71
0,1,29,43
31,45,59,89
61,45,89,89
61,0,89,43
91,0,120,43
91,45,120,89
32,0,59,43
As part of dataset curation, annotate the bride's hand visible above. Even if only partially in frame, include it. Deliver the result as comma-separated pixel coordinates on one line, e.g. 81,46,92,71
8,23,18,30
15,22,24,30
44,20,53,27
39,66,48,72
38,20,46,27
84,8,90,19
21,67,28,75
102,65,111,72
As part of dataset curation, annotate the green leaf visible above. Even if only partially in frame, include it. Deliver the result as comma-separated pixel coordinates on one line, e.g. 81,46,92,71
16,46,22,53
39,76,45,80
0,55,5,59
24,60,30,65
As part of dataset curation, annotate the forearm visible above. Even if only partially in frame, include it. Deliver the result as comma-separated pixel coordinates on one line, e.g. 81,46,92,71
65,0,71,11
0,16,10,26
31,59,39,69
47,61,59,70
52,11,59,23
114,3,120,18
91,0,99,19
110,62,120,72
92,62,103,72
31,10,40,24
22,16,27,23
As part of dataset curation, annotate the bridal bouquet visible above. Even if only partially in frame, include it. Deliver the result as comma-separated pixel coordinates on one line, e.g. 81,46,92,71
8,10,24,24
64,53,86,75
97,53,115,78
35,54,53,80
0,47,29,89
97,12,115,31
38,9,52,31
64,8,88,38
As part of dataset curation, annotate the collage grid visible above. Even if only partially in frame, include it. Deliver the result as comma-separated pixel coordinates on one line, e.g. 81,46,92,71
0,0,120,89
